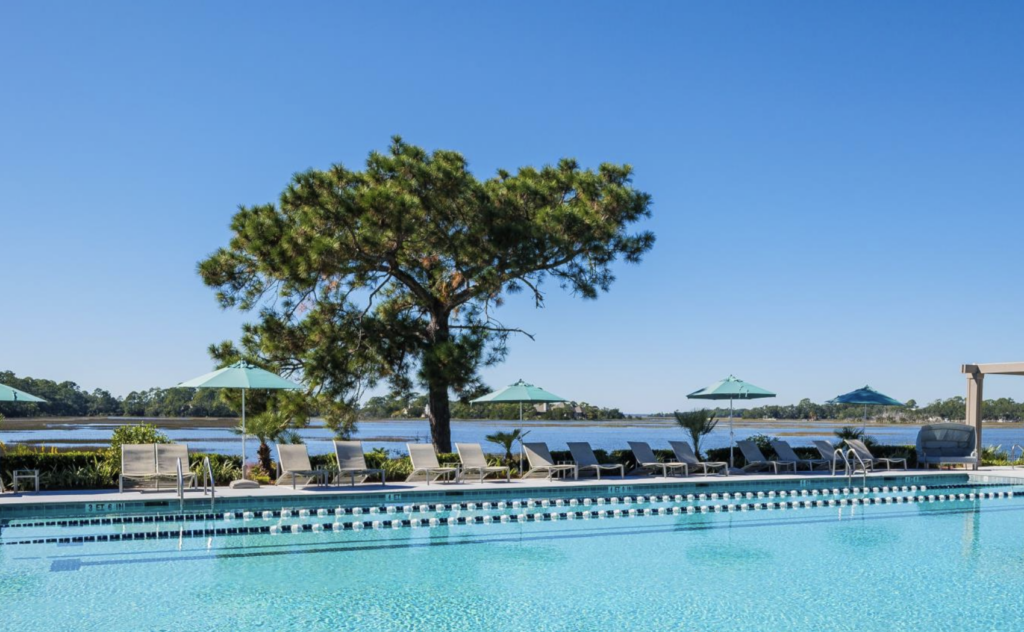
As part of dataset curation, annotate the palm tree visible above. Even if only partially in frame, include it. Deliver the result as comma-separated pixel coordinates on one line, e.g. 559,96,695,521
673,409,718,459
834,426,876,448
233,409,300,476
486,429,526,465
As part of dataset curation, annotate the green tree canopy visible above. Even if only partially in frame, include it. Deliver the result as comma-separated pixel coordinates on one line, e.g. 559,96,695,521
199,138,655,450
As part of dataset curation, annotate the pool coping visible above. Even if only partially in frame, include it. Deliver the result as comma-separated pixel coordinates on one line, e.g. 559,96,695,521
4,466,1020,511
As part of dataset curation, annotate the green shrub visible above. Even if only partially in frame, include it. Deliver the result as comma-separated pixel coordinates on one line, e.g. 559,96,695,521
106,423,171,470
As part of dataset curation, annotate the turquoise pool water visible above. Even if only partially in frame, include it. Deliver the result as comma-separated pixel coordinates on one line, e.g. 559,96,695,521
3,474,1024,631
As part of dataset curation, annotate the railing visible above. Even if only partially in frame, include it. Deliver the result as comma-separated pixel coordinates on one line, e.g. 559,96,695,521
831,448,848,476
175,457,185,512
1010,444,1024,469
201,456,216,509
844,448,869,487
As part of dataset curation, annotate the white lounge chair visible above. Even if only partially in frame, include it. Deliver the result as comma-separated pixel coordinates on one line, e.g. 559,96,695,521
119,443,157,492
736,440,797,474
523,443,578,480
276,444,328,489
333,441,385,486
845,439,908,471
770,440,830,471
813,440,848,474
567,442,624,479
628,441,689,477
405,443,459,484
455,443,510,483
156,444,197,488
669,441,729,476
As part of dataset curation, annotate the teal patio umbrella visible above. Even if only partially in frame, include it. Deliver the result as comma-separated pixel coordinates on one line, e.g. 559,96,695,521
830,386,903,433
471,379,567,471
178,361,301,487
0,383,47,403
687,375,776,468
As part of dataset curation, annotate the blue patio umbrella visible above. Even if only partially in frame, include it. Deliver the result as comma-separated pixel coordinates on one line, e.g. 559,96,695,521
830,386,903,433
687,375,776,468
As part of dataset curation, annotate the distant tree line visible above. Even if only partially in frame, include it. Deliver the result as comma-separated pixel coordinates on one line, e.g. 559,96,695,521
0,371,237,418
665,396,1024,423
358,391,631,421
0,371,630,421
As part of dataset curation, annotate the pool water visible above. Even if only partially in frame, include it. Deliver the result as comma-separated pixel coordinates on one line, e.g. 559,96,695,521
3,475,1024,631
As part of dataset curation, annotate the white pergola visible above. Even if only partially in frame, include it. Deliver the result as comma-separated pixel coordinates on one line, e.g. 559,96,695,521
961,362,1024,456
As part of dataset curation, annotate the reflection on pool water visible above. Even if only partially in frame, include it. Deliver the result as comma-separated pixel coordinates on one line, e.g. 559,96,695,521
3,473,1024,631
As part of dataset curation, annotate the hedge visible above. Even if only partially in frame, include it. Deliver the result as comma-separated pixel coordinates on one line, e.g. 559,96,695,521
0,443,978,491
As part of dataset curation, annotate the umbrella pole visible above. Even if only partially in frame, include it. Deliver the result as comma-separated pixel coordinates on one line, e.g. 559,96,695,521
862,404,867,436
241,389,247,481
729,398,735,469
518,402,524,473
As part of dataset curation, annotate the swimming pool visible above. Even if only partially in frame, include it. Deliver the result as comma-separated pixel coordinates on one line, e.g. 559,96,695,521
3,473,1024,631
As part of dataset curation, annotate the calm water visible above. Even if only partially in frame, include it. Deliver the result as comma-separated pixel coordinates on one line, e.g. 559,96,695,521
2,417,1019,462
2,474,1023,631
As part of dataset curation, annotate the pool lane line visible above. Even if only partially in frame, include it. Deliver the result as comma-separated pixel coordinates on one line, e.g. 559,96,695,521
40,500,1024,572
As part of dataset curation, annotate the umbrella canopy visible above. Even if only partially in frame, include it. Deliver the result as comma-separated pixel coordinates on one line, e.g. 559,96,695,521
178,361,301,391
831,386,903,433
687,375,776,469
830,386,903,407
471,379,567,471
178,361,301,486
687,375,776,401
471,379,567,404
0,383,47,403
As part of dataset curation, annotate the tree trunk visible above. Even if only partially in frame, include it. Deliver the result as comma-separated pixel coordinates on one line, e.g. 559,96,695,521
424,309,453,453
427,383,452,453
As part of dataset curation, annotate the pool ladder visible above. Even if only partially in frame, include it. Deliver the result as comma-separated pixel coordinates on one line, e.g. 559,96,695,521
843,448,869,487
174,457,217,512
1010,444,1024,469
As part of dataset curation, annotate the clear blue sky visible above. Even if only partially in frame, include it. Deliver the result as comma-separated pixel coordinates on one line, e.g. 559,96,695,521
2,1,1023,412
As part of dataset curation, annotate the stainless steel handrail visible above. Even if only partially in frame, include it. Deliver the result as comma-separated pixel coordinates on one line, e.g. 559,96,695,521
831,449,848,476
201,456,215,509
845,448,868,487
1010,444,1024,469
175,457,185,512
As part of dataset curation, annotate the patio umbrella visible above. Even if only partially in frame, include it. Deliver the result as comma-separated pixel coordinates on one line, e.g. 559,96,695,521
471,379,567,471
178,361,301,488
0,383,47,403
830,386,903,433
687,375,775,469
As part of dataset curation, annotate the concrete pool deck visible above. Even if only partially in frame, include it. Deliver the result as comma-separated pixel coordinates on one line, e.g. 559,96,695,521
4,466,1022,509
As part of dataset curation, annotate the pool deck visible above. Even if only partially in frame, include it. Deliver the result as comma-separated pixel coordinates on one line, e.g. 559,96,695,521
4,466,1023,508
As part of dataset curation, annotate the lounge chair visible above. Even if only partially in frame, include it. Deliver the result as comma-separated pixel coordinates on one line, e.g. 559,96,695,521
333,441,385,486
770,440,830,471
813,440,848,474
455,443,510,483
119,443,157,492
628,441,690,477
522,443,578,480
156,444,197,489
736,440,797,474
669,441,729,476
845,439,907,471
567,442,624,479
405,443,459,484
276,444,329,489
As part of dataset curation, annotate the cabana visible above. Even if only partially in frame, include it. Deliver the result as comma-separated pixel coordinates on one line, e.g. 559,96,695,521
961,362,1024,469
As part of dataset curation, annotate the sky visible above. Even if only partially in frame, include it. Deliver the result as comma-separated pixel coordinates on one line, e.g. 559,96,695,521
2,1,1023,413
